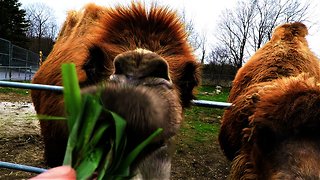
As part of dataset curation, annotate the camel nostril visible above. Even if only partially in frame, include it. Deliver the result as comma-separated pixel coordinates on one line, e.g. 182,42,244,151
114,58,123,75
125,74,134,80
147,58,170,81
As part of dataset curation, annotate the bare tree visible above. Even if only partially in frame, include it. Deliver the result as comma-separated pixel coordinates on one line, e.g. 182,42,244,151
250,0,311,51
179,9,208,64
180,9,201,51
208,46,230,66
198,32,207,64
216,0,256,69
215,0,312,70
48,22,58,41
25,3,57,52
203,45,237,84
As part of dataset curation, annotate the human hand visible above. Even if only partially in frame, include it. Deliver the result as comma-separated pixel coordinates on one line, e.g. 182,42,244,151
29,166,76,180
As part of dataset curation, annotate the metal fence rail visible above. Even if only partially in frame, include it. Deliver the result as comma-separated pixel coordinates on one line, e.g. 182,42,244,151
192,99,231,108
0,80,231,174
0,161,47,174
0,80,63,92
0,81,232,108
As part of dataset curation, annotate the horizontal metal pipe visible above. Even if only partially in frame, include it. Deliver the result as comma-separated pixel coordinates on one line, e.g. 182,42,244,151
192,100,231,109
0,161,47,174
0,80,232,108
0,81,63,92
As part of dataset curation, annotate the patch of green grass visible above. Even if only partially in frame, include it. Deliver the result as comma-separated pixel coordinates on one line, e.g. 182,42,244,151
191,120,219,142
197,85,215,93
179,85,230,143
182,106,223,142
185,106,223,120
196,85,230,102
0,87,29,96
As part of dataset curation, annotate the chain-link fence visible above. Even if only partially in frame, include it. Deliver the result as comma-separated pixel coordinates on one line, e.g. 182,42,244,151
0,38,43,81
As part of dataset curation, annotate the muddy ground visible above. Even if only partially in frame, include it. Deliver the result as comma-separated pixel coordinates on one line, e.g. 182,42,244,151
0,92,230,179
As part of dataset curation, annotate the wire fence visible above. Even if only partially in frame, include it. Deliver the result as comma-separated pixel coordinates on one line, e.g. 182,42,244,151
0,38,44,81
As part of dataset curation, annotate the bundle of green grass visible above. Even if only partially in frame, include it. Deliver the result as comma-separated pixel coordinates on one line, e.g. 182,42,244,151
61,63,162,180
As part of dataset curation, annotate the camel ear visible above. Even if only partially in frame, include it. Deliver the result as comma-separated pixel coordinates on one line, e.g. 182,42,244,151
176,61,201,107
83,45,108,83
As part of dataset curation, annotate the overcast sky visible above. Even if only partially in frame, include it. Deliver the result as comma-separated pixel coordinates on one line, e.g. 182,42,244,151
20,0,320,57
19,0,235,34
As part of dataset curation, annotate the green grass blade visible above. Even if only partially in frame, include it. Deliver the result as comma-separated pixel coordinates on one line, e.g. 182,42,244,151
63,114,81,165
76,122,111,166
76,95,103,150
76,147,104,180
115,128,163,176
87,123,111,153
110,111,127,152
36,115,66,120
96,142,114,180
61,63,82,166
105,111,127,173
61,63,81,130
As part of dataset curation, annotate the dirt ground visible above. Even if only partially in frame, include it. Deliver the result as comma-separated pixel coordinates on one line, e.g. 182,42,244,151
0,92,230,179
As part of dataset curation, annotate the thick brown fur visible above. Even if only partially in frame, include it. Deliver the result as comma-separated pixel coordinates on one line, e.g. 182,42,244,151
218,22,320,179
31,2,200,179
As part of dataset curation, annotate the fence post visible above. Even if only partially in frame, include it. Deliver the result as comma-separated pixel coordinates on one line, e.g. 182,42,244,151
8,41,12,80
29,67,32,80
25,52,28,81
